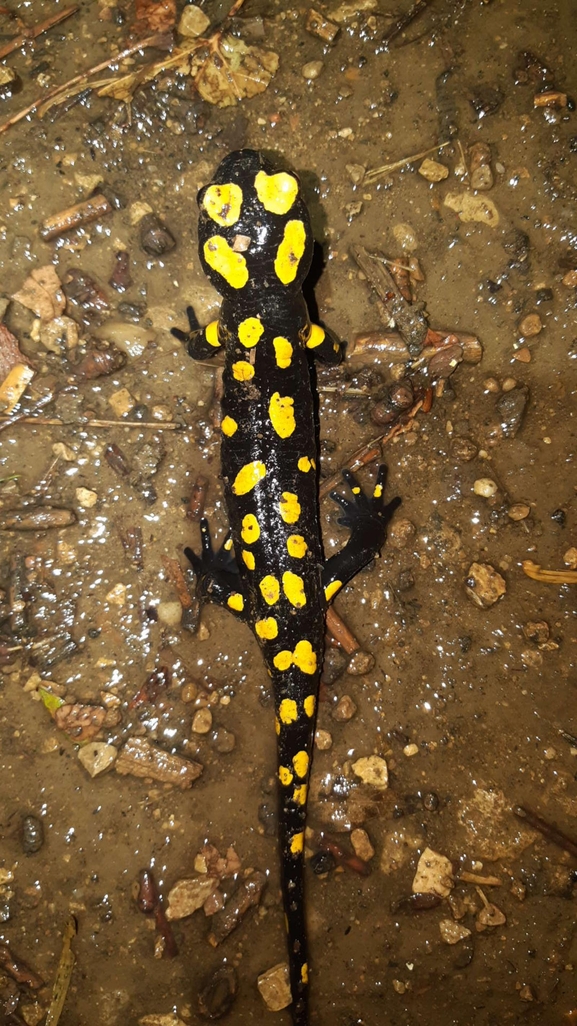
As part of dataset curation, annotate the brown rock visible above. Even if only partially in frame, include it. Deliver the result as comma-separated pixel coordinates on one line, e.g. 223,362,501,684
332,694,357,721
464,563,506,608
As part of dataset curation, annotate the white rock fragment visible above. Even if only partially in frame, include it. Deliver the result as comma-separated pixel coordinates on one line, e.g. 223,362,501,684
108,387,136,417
418,158,449,182
139,1015,188,1026
192,708,213,734
315,729,333,750
444,191,500,227
257,962,292,1011
75,487,98,508
330,0,377,23
439,919,472,944
302,60,323,81
464,562,506,608
157,601,183,627
165,877,217,920
77,742,118,778
351,828,375,861
105,582,127,606
412,847,454,897
403,743,419,757
473,478,498,498
52,442,76,461
351,755,388,788
178,4,210,37
392,222,418,252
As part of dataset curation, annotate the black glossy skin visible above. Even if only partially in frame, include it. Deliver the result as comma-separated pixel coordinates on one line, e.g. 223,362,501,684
173,149,400,1026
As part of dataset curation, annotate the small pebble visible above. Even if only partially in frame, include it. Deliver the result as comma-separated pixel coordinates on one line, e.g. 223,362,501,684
346,650,375,676
178,3,210,37
156,601,183,626
351,754,388,787
322,647,348,685
561,269,577,287
483,377,500,393
346,163,366,186
350,828,375,862
403,743,419,757
519,985,535,1002
257,963,291,1012
518,313,542,337
465,562,506,608
513,347,532,363
473,478,498,498
439,919,472,945
521,648,543,669
501,377,517,392
181,681,199,703
470,165,494,191
76,487,98,508
507,503,530,521
522,620,550,644
418,158,449,182
563,546,577,569
77,741,118,778
332,694,357,721
315,729,333,750
388,518,416,549
192,708,213,734
213,728,236,754
422,791,439,811
105,582,127,606
543,747,557,761
451,438,478,462
302,61,323,81
21,815,44,855
140,213,176,257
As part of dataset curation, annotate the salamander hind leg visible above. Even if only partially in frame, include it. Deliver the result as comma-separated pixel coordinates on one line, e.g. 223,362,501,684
184,518,247,618
322,464,401,603
171,306,224,360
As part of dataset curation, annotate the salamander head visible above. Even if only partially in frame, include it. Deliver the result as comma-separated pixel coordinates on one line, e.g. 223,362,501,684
197,149,313,298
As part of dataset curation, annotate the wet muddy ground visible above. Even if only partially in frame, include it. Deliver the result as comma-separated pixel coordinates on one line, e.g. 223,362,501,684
1,0,576,1024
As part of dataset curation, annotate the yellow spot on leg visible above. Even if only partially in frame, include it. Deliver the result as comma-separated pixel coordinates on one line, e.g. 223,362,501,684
227,593,244,612
273,336,293,369
305,324,325,349
279,698,298,724
238,316,263,348
221,415,238,436
255,170,298,214
373,483,383,498
242,550,255,570
269,392,296,438
290,832,304,855
279,765,293,786
274,220,307,285
259,574,280,605
324,579,342,602
255,617,278,640
293,784,308,805
297,456,315,473
303,695,316,717
232,461,266,496
204,320,221,347
279,492,301,524
282,571,306,608
293,640,317,675
301,964,309,984
292,751,309,779
287,534,307,558
241,513,260,544
273,650,292,671
202,183,243,226
204,236,248,289
232,361,254,382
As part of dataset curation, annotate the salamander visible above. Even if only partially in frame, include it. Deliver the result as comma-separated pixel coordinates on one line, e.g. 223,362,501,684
172,149,400,1026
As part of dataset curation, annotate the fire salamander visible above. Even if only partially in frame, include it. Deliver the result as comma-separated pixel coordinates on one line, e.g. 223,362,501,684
173,149,400,1026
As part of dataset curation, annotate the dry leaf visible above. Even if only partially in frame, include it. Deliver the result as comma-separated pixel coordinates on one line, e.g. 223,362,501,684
134,0,176,36
53,703,107,742
191,34,279,107
12,265,66,321
0,322,30,379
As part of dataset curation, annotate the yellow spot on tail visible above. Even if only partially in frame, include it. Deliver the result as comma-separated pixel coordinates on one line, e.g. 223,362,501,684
304,695,316,717
259,574,280,605
232,461,266,496
255,170,299,215
301,963,309,984
324,579,342,602
227,592,244,612
238,316,263,348
279,492,301,524
279,698,298,724
241,513,260,545
255,617,278,640
241,550,255,571
290,831,304,855
293,640,317,675
297,456,315,473
205,320,221,347
202,183,243,226
282,571,306,608
273,650,293,671
273,336,293,368
269,392,296,438
287,534,307,558
204,236,248,289
293,784,308,805
305,324,325,349
373,482,383,498
232,361,254,382
221,415,238,436
279,765,293,786
274,220,307,285
292,750,309,778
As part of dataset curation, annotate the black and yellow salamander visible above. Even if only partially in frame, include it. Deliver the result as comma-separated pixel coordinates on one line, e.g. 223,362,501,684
172,149,400,1026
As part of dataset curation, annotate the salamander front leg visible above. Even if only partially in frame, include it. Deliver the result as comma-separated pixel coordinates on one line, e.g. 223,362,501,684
303,323,344,365
185,518,247,618
322,465,401,603
171,307,224,361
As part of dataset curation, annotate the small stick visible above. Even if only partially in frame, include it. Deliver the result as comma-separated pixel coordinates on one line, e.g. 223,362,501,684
559,728,577,747
0,415,182,430
364,140,450,183
458,871,502,887
40,194,113,241
513,805,577,860
326,607,360,655
522,560,577,585
381,0,435,48
0,5,79,60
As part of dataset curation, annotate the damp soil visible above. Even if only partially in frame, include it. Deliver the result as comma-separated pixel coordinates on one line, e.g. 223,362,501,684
0,1,576,1024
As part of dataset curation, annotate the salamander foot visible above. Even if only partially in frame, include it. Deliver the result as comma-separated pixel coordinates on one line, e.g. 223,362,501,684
185,518,247,617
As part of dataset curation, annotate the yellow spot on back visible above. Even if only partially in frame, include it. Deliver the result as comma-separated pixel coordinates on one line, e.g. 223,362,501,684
238,316,263,348
290,831,304,854
287,534,307,558
282,571,306,608
205,320,221,347
279,765,293,786
273,649,293,671
293,784,308,805
279,492,301,524
292,750,309,778
305,324,325,349
241,513,260,545
279,698,298,724
232,361,254,382
275,220,306,285
324,580,342,602
304,695,316,717
273,336,293,368
227,592,244,612
293,640,317,675
259,574,280,605
232,460,266,496
242,550,255,570
269,392,296,438
202,183,242,226
301,963,309,984
221,415,238,436
373,483,383,498
297,456,314,473
255,617,278,640
255,170,299,215
204,236,248,289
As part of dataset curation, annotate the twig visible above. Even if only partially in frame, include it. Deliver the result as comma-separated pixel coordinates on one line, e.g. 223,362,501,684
513,805,577,860
559,728,577,747
0,5,79,60
326,607,360,655
0,415,183,430
382,0,436,48
364,141,450,183
522,560,577,585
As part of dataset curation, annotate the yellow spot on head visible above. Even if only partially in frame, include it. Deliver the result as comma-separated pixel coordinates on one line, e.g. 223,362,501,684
279,698,298,724
279,765,293,786
293,784,308,805
269,392,296,439
273,336,293,369
202,183,243,226
293,640,317,675
227,592,244,612
301,963,309,984
205,320,221,347
292,750,309,779
282,571,306,608
303,695,316,718
290,831,304,855
259,574,280,605
273,649,292,671
287,534,307,559
279,491,301,524
297,456,314,473
275,220,307,285
373,483,383,498
232,460,266,496
305,324,325,349
238,316,263,348
204,236,248,289
221,415,238,436
324,579,342,602
255,617,278,640
241,513,260,544
232,360,254,382
255,170,299,215
242,550,255,571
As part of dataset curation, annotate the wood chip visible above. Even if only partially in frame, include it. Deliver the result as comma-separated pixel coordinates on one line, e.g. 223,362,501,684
115,736,203,787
